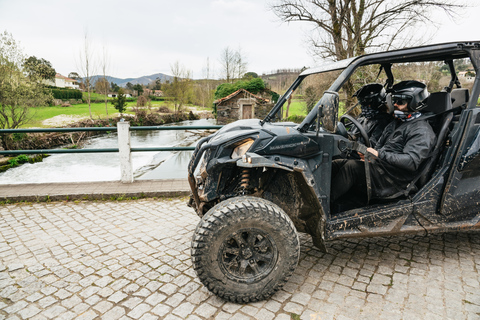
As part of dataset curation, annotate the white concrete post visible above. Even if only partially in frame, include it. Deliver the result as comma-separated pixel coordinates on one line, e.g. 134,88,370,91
117,121,134,183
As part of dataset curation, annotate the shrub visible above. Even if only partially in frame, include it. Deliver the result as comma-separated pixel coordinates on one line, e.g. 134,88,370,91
149,96,165,101
7,158,18,167
137,95,148,107
111,88,128,114
12,132,26,141
271,91,280,103
243,78,265,94
17,155,28,162
157,106,170,113
214,78,267,99
132,107,147,124
7,155,29,167
214,83,236,99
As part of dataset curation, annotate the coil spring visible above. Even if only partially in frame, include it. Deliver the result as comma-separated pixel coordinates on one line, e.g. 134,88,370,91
239,169,250,190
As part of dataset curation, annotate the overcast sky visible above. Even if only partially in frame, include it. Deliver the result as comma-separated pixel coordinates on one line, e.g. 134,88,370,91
1,0,480,80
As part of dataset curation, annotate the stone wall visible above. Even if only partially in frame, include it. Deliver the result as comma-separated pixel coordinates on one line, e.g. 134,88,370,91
216,91,273,124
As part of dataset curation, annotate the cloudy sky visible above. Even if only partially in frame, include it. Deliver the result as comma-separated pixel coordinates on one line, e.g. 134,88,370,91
1,0,480,80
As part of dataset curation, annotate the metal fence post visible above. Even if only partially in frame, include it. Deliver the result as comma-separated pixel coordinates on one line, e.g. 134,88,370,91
117,121,133,183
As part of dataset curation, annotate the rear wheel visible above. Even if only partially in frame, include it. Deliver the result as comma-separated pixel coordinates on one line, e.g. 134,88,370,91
191,196,300,303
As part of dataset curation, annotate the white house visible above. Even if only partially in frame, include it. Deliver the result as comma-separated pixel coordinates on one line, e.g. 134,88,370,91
44,73,80,89
458,70,475,82
55,74,80,89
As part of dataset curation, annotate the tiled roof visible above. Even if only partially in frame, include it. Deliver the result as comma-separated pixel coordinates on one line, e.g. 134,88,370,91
214,88,266,104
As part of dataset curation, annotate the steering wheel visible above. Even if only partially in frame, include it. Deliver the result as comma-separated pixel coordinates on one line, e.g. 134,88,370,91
340,114,371,148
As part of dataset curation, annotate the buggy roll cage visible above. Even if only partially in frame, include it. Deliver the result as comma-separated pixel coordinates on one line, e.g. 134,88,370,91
261,41,480,131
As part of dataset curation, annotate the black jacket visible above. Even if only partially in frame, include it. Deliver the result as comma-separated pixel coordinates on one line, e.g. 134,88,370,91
369,118,436,198
355,113,393,148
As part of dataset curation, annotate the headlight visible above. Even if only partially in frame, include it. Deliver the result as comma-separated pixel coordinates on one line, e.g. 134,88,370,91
231,140,254,159
194,150,208,180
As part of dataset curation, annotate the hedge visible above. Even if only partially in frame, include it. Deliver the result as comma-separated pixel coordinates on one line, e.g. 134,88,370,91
50,88,82,100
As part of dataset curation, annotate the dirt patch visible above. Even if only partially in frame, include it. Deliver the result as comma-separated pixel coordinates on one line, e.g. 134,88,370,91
42,115,90,127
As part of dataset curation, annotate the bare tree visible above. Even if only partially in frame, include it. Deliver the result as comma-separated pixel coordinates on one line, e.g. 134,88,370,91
233,47,248,80
271,0,465,108
194,57,216,108
219,46,248,82
219,46,236,82
94,78,110,97
100,45,110,119
165,61,193,113
271,0,466,62
77,31,96,119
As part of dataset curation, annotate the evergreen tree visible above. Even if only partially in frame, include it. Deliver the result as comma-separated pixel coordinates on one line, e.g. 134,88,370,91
111,88,128,116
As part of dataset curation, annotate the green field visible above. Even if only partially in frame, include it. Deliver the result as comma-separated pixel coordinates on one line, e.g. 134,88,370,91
282,99,307,117
83,92,113,101
24,100,211,128
25,102,137,128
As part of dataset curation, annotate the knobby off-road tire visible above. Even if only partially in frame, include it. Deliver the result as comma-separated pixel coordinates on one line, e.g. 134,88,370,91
191,196,300,303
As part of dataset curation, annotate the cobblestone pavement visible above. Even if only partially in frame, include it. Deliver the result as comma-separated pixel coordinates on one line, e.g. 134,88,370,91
1,198,479,320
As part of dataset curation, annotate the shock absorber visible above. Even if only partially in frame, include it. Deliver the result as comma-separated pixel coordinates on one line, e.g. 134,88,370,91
239,169,250,194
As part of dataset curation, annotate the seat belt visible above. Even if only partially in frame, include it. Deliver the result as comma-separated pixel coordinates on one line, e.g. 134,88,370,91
340,105,463,202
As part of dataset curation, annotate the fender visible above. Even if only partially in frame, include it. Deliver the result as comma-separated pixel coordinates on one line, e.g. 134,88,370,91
237,152,328,252
236,152,293,172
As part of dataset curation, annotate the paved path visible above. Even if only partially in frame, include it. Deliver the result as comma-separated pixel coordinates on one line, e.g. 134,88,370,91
0,197,479,319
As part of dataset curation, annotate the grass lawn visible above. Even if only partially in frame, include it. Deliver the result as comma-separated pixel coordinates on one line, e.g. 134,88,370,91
25,102,136,127
281,99,350,118
282,99,307,117
24,100,207,128
83,92,113,101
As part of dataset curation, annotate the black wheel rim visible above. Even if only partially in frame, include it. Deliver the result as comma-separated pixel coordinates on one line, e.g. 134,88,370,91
218,228,278,283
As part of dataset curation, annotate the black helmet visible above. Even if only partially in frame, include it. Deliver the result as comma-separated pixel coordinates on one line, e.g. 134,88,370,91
353,83,386,110
391,80,429,112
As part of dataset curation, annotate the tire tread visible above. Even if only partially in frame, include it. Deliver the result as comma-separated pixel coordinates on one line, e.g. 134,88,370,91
191,196,299,303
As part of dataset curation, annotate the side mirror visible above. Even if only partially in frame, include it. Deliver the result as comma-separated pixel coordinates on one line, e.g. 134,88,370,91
318,91,339,133
385,93,394,114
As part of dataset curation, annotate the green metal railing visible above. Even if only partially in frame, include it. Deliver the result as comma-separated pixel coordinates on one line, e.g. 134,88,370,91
0,125,222,155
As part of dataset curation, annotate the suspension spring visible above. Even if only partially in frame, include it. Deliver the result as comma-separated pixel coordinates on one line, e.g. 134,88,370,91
239,169,250,190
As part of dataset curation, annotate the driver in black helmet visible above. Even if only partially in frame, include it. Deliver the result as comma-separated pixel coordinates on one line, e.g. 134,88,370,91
331,80,436,207
351,83,393,148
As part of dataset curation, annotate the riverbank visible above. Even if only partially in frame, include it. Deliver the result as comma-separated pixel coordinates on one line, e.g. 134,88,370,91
0,154,49,173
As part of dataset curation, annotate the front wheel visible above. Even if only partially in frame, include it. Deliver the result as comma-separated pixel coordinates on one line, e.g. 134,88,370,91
191,196,300,303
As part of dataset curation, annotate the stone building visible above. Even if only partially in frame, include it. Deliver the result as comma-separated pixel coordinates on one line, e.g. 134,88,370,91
215,89,274,124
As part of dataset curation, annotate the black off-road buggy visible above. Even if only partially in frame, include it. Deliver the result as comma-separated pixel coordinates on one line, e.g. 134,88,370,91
188,42,480,303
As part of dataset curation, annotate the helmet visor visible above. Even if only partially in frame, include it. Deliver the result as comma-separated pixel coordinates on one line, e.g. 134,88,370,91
358,96,376,106
391,94,412,106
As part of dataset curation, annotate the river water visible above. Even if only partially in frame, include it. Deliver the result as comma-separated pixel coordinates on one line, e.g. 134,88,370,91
0,119,216,184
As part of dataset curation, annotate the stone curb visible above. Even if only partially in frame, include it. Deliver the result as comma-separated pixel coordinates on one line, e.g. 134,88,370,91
0,179,191,203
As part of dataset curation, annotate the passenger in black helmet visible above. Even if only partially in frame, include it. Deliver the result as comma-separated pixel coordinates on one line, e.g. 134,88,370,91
351,83,393,147
332,83,392,178
331,80,436,207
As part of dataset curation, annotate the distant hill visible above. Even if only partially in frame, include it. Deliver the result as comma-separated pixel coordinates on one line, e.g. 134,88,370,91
87,73,173,87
